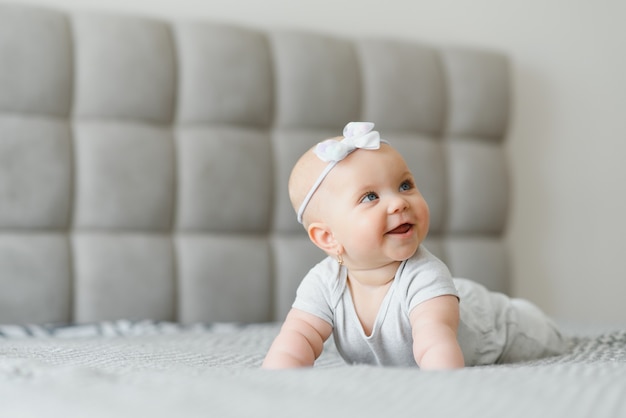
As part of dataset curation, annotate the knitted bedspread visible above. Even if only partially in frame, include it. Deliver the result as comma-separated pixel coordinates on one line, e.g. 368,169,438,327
1,321,625,417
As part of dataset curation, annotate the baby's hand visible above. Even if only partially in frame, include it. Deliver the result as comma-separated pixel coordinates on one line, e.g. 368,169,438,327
262,309,332,369
409,295,464,369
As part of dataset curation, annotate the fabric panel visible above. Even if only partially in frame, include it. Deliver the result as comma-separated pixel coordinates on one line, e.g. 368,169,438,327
174,22,273,126
175,126,272,233
442,48,510,138
0,5,72,116
445,237,509,294
271,31,360,128
0,115,72,229
73,122,176,231
73,233,176,322
272,235,325,320
357,39,445,134
446,139,509,234
176,235,272,323
72,12,176,123
0,234,71,324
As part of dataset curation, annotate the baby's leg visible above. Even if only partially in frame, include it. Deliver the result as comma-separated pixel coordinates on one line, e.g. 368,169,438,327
498,298,567,363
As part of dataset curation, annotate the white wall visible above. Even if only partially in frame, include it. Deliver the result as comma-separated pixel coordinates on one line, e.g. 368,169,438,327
10,0,626,326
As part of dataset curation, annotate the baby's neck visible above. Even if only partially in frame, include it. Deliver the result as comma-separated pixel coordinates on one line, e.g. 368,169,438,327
345,261,401,288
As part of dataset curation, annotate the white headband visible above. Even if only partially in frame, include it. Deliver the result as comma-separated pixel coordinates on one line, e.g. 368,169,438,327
296,122,386,224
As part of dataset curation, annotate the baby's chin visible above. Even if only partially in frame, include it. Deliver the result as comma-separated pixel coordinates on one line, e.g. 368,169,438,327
393,242,422,262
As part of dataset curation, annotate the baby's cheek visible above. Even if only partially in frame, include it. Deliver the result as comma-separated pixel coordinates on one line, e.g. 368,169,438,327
416,205,430,239
419,199,430,220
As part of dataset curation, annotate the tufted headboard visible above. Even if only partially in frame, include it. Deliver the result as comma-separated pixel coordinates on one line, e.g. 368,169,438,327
0,3,510,325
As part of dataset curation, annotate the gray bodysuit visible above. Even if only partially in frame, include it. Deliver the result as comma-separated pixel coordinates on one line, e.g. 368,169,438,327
292,246,565,367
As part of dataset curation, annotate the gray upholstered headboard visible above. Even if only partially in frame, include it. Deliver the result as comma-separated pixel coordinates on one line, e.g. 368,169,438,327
0,3,510,325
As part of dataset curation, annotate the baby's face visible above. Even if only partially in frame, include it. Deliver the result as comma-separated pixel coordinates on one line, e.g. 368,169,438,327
320,144,430,270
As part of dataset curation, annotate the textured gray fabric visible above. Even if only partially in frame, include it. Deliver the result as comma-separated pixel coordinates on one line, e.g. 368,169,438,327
73,122,176,230
73,14,176,122
0,6,72,116
73,234,176,322
272,235,327,318
0,116,72,228
358,40,446,134
176,236,273,323
175,22,273,125
175,126,273,233
446,140,509,234
441,48,510,138
445,237,509,293
0,322,625,417
0,3,511,324
0,234,72,324
271,32,361,128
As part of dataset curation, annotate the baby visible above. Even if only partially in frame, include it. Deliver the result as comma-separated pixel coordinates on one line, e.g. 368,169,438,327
262,122,565,369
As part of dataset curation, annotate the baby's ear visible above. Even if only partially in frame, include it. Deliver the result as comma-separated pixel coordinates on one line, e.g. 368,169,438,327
307,222,340,254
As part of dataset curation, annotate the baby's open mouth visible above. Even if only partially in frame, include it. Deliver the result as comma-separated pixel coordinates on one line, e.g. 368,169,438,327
387,223,413,234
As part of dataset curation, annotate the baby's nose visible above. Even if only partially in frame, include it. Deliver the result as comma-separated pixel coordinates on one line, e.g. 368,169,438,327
388,195,409,213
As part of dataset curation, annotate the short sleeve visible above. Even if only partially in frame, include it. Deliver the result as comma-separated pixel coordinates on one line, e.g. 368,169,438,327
291,257,338,326
403,247,459,313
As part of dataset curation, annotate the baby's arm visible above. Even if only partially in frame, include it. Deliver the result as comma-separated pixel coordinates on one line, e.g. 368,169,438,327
409,295,464,370
262,308,333,369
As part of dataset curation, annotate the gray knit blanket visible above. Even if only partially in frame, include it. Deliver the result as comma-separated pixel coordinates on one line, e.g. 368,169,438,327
1,321,625,417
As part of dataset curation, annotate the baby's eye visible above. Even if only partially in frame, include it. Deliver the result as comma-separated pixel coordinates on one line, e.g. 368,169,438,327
360,192,379,203
399,180,414,191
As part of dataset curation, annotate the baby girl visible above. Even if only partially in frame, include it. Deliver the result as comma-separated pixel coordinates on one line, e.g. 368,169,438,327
263,122,565,369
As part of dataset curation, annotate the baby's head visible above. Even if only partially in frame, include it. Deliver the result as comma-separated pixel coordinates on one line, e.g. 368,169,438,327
288,122,430,267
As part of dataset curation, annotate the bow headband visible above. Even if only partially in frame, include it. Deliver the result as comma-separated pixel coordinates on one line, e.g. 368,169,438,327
297,121,387,224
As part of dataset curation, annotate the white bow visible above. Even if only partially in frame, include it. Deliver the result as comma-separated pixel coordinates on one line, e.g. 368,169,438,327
314,122,381,163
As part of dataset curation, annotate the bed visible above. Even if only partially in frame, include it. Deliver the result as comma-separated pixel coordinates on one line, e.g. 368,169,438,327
1,3,625,417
